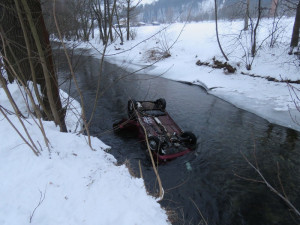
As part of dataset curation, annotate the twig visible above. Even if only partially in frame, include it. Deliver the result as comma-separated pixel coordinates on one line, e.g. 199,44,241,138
234,172,264,184
276,162,288,199
165,177,190,191
0,105,14,115
53,0,92,146
132,101,164,201
189,197,208,225
139,160,143,179
29,188,47,223
0,106,39,156
240,151,300,217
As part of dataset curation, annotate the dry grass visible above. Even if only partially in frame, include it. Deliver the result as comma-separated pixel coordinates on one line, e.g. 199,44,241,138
146,48,171,62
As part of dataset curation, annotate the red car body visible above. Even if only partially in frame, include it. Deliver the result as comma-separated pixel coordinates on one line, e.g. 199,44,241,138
113,99,197,162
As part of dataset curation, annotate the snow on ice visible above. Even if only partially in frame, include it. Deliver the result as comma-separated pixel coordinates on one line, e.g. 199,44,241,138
86,17,300,131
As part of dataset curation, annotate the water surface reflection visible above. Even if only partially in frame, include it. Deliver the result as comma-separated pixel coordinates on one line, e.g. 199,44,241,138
56,50,300,225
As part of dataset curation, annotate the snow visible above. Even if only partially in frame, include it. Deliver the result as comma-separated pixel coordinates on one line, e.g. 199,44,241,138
135,0,158,5
1,17,299,225
0,82,169,225
86,17,300,131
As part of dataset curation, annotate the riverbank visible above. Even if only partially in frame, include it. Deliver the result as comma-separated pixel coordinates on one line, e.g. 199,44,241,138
86,17,300,131
0,83,169,225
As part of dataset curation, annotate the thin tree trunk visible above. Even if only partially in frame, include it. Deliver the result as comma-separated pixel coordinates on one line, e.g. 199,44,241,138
289,0,300,53
88,19,94,40
14,0,51,120
0,1,31,83
53,0,92,147
106,0,114,43
270,0,278,17
103,0,108,44
244,0,250,30
214,0,229,61
0,106,40,156
97,14,105,42
115,6,124,44
20,0,67,132
0,67,23,117
127,0,130,41
251,0,262,57
0,0,67,131
92,1,105,44
269,0,279,47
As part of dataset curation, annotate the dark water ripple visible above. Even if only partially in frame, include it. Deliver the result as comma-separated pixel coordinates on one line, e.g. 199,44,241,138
55,49,300,225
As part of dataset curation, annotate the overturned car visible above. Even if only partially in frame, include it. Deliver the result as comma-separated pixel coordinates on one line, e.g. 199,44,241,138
113,99,197,162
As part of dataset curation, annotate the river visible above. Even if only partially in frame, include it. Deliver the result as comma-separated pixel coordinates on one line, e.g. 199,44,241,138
55,48,300,225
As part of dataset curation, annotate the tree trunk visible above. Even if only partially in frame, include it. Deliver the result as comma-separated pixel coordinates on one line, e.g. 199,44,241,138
127,0,130,41
105,0,113,43
0,0,67,132
290,0,300,53
0,1,31,83
103,0,108,44
269,0,279,47
244,0,250,30
115,5,124,44
270,0,278,17
214,0,229,61
251,0,262,57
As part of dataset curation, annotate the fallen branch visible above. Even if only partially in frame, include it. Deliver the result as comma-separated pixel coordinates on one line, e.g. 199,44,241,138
196,57,236,73
241,72,300,84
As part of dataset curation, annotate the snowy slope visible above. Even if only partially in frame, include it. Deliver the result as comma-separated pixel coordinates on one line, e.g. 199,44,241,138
0,83,169,225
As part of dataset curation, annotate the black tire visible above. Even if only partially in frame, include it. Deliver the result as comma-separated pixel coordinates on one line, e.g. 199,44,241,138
128,99,137,119
181,132,197,149
147,136,161,152
155,98,166,110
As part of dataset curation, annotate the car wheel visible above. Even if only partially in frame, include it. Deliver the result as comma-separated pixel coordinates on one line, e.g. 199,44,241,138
155,98,166,110
147,136,160,152
181,132,197,149
128,99,137,119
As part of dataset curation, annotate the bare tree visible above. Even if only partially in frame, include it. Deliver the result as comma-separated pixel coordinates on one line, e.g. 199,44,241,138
92,0,106,43
269,0,281,48
92,0,116,45
126,0,131,40
42,0,81,40
270,0,279,16
124,0,141,41
251,0,262,57
114,3,124,44
77,0,95,42
214,0,229,61
244,0,250,30
289,0,300,54
0,0,67,132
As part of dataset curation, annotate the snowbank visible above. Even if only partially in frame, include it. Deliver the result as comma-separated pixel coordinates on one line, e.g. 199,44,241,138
86,17,300,131
0,82,169,225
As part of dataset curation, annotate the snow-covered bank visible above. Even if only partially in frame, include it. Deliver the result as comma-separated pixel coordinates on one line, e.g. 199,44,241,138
0,83,169,225
87,17,300,131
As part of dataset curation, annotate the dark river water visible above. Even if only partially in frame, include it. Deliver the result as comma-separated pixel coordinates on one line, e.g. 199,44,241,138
55,48,300,225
